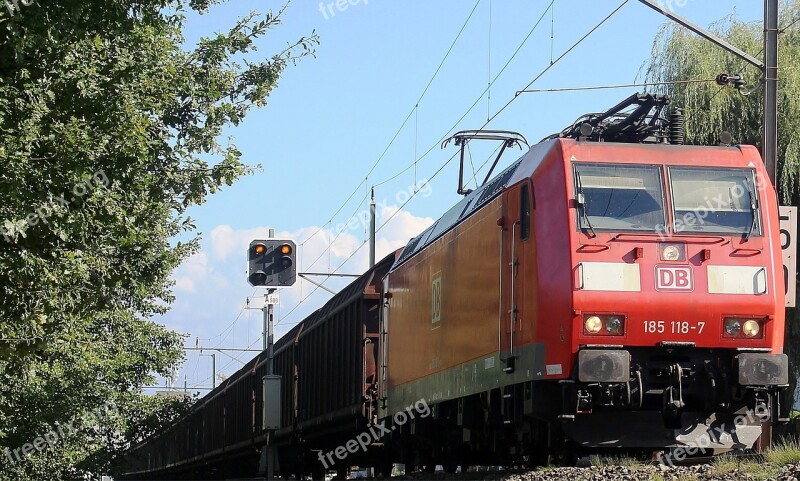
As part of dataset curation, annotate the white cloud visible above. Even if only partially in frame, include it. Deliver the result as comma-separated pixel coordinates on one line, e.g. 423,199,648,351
162,204,434,359
173,252,214,293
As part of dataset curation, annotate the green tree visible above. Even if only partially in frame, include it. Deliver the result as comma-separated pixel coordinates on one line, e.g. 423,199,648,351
0,0,317,479
645,1,800,410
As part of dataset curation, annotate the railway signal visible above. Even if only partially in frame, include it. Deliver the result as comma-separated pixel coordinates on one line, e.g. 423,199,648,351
248,239,297,287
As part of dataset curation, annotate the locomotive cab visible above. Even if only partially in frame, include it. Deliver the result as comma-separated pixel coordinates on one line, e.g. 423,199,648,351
557,139,788,452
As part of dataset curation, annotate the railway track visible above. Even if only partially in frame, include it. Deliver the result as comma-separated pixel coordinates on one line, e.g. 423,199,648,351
389,460,800,481
327,454,793,480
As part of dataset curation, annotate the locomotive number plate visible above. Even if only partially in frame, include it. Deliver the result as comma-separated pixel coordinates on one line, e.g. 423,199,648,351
643,320,705,335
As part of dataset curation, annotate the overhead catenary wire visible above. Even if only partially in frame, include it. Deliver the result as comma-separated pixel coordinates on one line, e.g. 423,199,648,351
200,333,264,385
486,0,631,126
277,151,463,327
780,16,800,33
278,0,628,328
182,1,567,386
199,287,257,345
297,0,482,249
373,0,556,189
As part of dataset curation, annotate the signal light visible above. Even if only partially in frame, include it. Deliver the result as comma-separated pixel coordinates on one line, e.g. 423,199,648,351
247,239,297,287
249,271,267,286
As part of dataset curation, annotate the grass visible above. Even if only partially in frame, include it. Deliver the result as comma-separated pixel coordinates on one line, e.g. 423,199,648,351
764,438,800,466
590,454,645,468
708,439,800,480
540,440,800,481
710,453,740,476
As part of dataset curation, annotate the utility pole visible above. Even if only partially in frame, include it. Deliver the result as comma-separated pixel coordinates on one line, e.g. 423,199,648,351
639,0,779,187
263,227,277,481
764,0,779,187
369,187,376,268
199,351,216,389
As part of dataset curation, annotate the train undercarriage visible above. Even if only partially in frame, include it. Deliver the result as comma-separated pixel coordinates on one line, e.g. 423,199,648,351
345,346,791,473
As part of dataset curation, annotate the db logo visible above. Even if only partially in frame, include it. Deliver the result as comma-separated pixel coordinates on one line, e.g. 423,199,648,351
431,272,442,324
655,266,693,291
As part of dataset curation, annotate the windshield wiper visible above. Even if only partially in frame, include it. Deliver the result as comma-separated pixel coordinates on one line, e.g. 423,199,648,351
744,177,759,240
575,172,596,238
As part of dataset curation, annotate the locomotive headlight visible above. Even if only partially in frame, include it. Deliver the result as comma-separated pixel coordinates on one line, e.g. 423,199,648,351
606,316,623,334
663,246,680,261
742,319,761,338
724,318,742,336
585,316,603,334
659,243,686,262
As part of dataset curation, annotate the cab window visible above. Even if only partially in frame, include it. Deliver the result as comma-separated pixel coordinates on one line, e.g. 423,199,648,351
669,167,761,236
573,163,666,232
520,183,531,240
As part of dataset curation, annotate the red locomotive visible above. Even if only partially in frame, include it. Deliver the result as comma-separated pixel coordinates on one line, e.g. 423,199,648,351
122,94,791,479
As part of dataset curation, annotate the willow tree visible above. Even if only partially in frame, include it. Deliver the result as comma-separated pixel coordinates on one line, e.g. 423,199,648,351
0,1,317,479
645,1,800,411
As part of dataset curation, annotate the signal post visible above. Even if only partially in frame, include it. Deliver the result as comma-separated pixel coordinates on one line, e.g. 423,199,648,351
248,229,296,480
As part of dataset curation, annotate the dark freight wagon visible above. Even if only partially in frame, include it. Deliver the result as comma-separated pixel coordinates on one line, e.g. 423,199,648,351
121,252,397,480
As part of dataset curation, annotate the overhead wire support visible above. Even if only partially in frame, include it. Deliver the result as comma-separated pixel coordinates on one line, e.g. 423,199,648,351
184,347,262,352
636,0,778,187
637,0,764,69
517,78,719,94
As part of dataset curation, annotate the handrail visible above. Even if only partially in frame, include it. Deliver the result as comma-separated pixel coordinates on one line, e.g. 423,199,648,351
610,233,727,244
497,222,505,362
508,221,520,359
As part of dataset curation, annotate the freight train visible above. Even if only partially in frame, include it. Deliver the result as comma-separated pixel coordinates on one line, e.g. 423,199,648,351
121,94,792,479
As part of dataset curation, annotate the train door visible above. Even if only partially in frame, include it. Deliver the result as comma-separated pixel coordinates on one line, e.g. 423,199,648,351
501,181,533,371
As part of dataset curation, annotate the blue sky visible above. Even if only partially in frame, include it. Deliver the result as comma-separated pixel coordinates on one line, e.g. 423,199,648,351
155,0,763,392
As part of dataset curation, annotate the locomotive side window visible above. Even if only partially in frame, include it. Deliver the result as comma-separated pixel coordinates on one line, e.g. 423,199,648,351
669,167,762,236
573,164,665,232
520,183,531,240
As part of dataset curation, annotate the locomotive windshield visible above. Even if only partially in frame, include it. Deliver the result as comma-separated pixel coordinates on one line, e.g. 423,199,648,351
574,164,665,232
669,167,761,236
